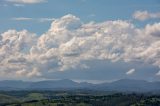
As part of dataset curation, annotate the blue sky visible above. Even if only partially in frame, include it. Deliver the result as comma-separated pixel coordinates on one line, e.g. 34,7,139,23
0,0,160,82
0,0,160,34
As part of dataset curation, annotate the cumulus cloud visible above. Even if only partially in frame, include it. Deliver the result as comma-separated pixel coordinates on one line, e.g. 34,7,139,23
1,14,160,79
133,10,160,21
0,30,38,79
126,69,135,75
6,0,47,4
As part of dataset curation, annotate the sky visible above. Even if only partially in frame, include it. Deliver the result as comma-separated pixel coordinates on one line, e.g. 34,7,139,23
0,0,160,83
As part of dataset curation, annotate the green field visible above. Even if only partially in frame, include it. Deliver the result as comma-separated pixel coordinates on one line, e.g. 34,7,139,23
0,91,160,106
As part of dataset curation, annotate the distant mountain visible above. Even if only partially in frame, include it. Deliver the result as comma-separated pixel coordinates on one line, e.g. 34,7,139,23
0,80,30,90
95,79,160,92
0,79,160,92
29,79,79,90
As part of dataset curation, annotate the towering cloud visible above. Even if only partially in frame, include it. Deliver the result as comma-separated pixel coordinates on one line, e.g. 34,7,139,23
0,14,160,79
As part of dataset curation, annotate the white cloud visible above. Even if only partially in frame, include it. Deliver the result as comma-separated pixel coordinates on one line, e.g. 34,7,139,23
6,0,47,4
133,10,160,21
11,17,55,22
39,18,56,22
126,69,135,75
1,14,160,79
12,17,32,21
0,30,38,78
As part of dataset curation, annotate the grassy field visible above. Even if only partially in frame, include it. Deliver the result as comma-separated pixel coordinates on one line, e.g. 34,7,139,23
0,91,160,106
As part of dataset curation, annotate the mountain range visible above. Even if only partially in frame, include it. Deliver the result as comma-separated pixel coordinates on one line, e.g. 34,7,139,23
0,79,160,92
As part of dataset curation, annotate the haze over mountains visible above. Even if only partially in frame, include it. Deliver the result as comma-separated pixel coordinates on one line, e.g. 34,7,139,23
0,79,160,92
